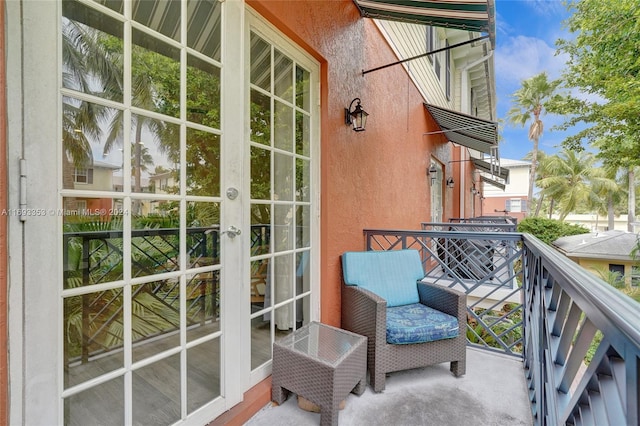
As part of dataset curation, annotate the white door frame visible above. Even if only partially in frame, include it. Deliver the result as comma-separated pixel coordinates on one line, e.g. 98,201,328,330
7,1,60,424
220,0,246,408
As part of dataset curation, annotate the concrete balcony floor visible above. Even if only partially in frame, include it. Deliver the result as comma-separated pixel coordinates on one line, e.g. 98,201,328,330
246,347,533,425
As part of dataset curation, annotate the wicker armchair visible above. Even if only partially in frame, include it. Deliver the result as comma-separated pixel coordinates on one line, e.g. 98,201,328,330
341,249,467,392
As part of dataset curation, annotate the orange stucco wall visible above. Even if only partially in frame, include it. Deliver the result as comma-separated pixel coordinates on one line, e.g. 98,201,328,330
0,1,8,423
215,2,461,423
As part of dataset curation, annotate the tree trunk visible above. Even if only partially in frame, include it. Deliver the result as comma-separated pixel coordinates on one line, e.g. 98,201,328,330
527,136,539,217
608,195,615,231
133,124,143,215
534,193,544,217
628,168,636,232
548,198,554,219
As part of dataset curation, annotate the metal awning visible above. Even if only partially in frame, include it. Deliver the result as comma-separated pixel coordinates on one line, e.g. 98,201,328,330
480,175,505,190
353,0,495,46
424,103,498,154
472,158,508,181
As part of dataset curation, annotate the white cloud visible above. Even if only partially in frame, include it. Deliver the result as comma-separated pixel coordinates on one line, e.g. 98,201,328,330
493,0,579,158
495,35,566,85
521,0,567,16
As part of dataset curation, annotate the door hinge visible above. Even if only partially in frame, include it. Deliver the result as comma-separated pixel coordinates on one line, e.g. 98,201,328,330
19,158,27,222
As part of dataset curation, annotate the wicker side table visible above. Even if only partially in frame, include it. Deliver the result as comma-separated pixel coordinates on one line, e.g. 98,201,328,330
272,321,367,426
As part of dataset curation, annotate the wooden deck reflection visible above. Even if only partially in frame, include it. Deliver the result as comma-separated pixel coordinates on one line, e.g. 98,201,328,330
65,322,222,425
65,317,282,425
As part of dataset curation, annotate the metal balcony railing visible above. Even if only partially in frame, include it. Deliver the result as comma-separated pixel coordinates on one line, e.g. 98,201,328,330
63,224,272,366
448,215,518,226
365,228,524,356
522,234,640,425
422,216,518,233
63,226,222,364
364,224,640,426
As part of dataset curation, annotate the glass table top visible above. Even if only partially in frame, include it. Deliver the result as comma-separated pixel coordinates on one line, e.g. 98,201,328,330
275,322,364,365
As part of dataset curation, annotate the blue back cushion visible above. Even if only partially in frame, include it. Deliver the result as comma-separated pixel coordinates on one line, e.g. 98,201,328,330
342,250,423,307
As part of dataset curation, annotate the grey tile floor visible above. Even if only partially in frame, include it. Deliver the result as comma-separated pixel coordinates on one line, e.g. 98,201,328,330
246,347,533,426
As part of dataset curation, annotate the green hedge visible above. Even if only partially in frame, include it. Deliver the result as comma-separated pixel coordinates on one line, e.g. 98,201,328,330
517,217,589,245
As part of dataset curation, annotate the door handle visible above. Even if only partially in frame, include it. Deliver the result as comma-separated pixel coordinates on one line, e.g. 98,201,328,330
221,225,242,239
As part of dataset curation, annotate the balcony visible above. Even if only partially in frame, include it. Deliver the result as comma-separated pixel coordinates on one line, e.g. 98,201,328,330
62,219,640,425
249,219,640,425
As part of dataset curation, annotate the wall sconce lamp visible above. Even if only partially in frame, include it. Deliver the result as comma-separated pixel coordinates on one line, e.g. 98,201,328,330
471,185,477,195
345,98,369,132
428,165,438,186
446,177,455,188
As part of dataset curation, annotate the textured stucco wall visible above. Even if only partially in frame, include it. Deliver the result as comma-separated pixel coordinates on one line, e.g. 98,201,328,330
575,258,635,286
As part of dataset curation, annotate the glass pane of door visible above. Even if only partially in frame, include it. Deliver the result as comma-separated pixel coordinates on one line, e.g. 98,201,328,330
248,30,314,372
60,1,224,423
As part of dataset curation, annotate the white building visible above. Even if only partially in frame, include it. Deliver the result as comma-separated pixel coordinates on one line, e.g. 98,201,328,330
481,158,530,220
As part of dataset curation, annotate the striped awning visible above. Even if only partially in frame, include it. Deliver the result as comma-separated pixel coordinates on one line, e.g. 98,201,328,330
353,0,495,45
480,175,505,191
472,158,509,181
424,103,498,154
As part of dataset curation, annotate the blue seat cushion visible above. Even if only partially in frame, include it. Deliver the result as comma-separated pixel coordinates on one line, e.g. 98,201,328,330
386,303,459,344
342,250,424,307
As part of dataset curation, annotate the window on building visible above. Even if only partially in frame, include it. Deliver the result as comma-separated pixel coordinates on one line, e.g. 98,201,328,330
609,264,625,276
426,26,434,63
470,89,477,115
508,199,521,212
505,198,527,213
75,200,87,213
445,40,451,100
74,167,93,184
609,264,627,286
425,26,441,79
631,266,640,286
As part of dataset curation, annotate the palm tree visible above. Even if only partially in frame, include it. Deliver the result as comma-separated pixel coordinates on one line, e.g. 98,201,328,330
536,149,617,221
525,150,551,217
101,46,176,214
627,164,637,233
129,143,154,175
597,161,626,230
506,73,560,216
62,16,123,210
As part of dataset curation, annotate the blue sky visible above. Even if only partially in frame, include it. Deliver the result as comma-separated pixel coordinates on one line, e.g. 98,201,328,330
494,0,572,161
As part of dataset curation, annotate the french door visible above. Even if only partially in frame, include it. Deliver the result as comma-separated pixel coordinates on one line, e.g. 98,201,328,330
245,14,319,386
12,1,318,424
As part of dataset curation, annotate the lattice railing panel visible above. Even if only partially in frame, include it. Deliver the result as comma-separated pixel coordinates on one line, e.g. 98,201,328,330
364,228,524,357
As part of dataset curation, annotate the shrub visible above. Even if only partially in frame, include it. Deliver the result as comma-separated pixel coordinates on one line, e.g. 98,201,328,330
517,217,589,245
